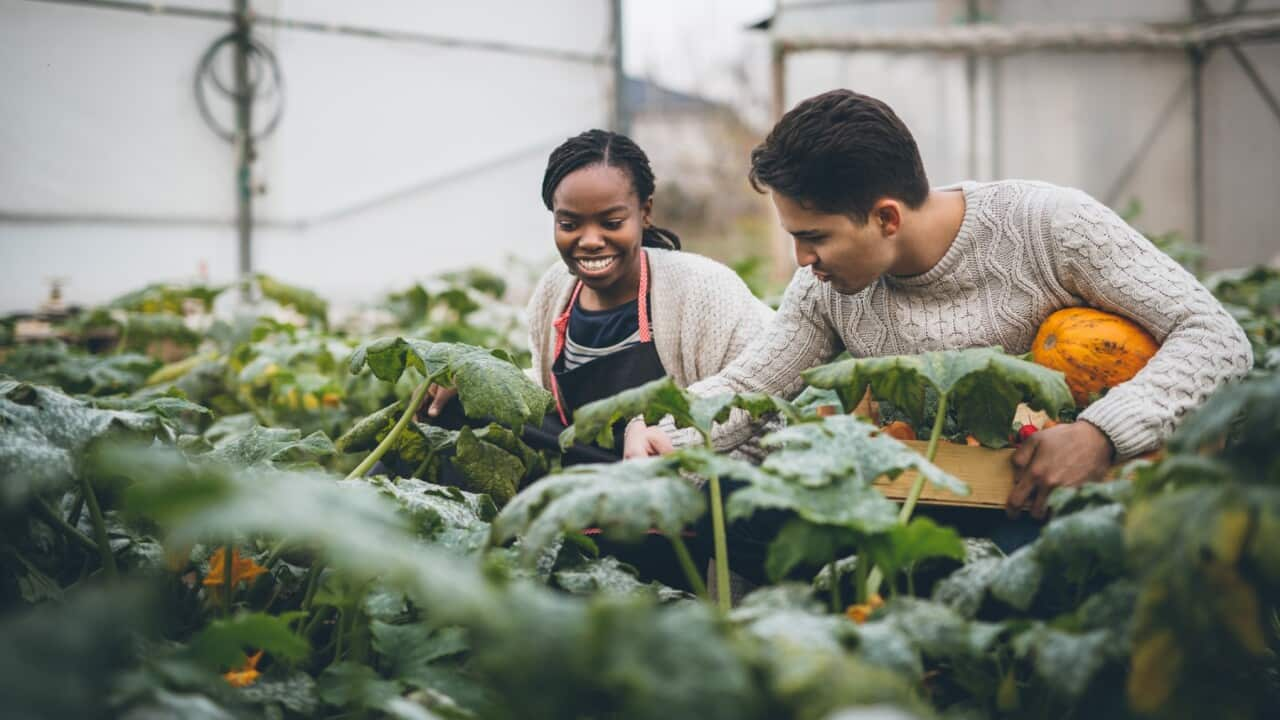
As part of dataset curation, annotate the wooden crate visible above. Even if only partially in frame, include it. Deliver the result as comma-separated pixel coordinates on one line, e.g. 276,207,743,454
875,440,1017,509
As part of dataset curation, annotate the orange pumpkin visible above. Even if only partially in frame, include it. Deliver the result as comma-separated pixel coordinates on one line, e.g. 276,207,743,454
881,420,917,441
1032,308,1159,407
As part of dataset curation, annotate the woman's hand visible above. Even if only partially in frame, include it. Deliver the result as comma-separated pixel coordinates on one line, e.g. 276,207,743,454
623,420,674,459
416,384,458,421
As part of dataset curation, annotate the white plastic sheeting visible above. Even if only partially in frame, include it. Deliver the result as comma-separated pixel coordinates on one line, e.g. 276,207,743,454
773,0,1280,269
0,0,615,312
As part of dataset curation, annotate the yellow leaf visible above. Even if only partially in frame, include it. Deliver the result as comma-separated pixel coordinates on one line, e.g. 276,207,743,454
1128,630,1181,715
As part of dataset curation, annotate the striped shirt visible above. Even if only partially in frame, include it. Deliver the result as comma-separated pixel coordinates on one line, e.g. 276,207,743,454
560,296,647,372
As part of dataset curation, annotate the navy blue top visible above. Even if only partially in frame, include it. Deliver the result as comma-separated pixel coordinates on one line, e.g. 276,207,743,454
560,297,652,371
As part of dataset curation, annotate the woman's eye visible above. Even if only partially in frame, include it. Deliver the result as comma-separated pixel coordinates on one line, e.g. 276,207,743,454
603,220,623,230
558,221,576,231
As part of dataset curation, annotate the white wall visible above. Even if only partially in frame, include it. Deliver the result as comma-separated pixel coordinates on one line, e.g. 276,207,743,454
0,0,614,313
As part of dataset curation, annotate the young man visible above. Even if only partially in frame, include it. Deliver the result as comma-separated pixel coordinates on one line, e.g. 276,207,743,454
625,89,1253,519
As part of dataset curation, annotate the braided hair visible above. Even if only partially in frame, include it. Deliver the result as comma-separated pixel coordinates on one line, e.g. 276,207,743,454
541,129,681,251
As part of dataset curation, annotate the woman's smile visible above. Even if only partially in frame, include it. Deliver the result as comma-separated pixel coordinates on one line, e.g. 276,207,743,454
576,255,618,276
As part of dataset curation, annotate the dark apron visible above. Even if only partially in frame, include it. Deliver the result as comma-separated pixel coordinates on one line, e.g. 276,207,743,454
543,249,666,464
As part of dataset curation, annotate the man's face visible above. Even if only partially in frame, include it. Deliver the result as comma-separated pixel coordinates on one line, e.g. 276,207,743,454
772,192,897,295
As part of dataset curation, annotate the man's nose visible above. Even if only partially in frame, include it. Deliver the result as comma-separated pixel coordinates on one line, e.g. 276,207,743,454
793,240,817,267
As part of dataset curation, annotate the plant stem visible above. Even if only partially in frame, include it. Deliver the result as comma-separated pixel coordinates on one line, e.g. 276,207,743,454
867,392,953,598
707,474,732,612
33,497,99,556
79,476,117,580
223,543,234,616
854,552,869,605
906,567,916,598
668,534,707,598
300,563,323,613
345,380,431,480
829,556,843,614
66,491,85,529
898,391,949,524
303,605,333,640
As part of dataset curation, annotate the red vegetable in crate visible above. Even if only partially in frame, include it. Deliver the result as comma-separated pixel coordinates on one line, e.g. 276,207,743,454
1017,424,1039,444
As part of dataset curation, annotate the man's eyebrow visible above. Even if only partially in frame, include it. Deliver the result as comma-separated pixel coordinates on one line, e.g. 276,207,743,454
790,229,824,238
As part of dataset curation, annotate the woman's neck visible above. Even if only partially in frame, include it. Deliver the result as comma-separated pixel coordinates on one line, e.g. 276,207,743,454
578,252,644,311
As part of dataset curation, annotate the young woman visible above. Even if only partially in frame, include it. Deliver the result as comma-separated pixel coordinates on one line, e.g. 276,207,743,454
424,129,773,462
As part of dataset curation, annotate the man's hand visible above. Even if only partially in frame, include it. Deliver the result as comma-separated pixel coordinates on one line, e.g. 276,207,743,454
623,420,675,459
416,384,458,421
1007,421,1115,520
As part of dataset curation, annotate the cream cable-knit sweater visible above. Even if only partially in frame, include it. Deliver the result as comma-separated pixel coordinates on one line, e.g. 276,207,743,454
664,179,1253,459
527,248,775,395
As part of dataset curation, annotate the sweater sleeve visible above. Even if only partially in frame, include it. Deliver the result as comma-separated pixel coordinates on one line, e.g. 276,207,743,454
662,267,839,451
1048,192,1253,458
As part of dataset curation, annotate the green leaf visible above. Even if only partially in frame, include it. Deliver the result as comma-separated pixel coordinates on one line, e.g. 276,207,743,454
932,557,1001,619
452,426,522,506
860,517,965,581
560,376,694,449
371,621,469,687
368,476,495,555
1012,625,1113,699
350,337,551,430
726,417,964,534
764,519,861,583
237,671,319,716
989,545,1044,611
803,347,1074,444
491,453,706,563
0,380,168,508
206,425,335,469
255,274,328,322
318,661,402,710
121,690,237,720
0,585,157,719
335,400,403,454
187,612,309,669
554,556,692,601
762,416,967,496
867,597,1003,667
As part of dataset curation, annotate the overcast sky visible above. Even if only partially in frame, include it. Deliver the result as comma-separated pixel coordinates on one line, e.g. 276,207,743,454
623,0,774,124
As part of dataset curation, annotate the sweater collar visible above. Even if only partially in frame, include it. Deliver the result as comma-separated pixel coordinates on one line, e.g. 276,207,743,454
884,180,978,289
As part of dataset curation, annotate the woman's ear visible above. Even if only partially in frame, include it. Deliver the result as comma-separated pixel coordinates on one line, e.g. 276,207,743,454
641,197,654,227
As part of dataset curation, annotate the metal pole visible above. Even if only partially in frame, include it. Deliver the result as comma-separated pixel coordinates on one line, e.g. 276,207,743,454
610,0,629,135
1190,46,1205,249
965,0,979,178
234,0,254,296
771,43,786,122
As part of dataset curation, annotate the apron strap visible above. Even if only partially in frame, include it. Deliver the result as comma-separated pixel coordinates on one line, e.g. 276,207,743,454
549,250,652,426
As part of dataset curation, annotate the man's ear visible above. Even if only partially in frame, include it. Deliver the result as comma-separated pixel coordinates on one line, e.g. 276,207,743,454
872,199,902,237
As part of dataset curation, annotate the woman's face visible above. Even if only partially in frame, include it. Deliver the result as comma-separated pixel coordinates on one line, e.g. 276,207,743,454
552,164,650,294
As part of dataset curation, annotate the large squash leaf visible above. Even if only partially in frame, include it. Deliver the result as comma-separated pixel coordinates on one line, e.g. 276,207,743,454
803,347,1073,447
491,452,706,563
559,376,786,450
0,380,169,508
349,337,551,431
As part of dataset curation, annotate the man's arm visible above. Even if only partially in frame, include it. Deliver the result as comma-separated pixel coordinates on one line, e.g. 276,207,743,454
1007,191,1253,516
652,268,840,452
1050,193,1252,458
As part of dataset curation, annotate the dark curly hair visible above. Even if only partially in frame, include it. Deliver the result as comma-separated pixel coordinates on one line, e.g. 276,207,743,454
749,90,929,221
541,129,681,250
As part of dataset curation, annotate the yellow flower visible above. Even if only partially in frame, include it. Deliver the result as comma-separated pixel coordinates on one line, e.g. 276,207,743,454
845,593,885,624
203,547,268,588
302,392,320,411
223,650,263,688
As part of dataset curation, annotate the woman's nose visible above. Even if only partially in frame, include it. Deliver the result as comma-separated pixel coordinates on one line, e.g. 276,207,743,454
578,231,606,250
